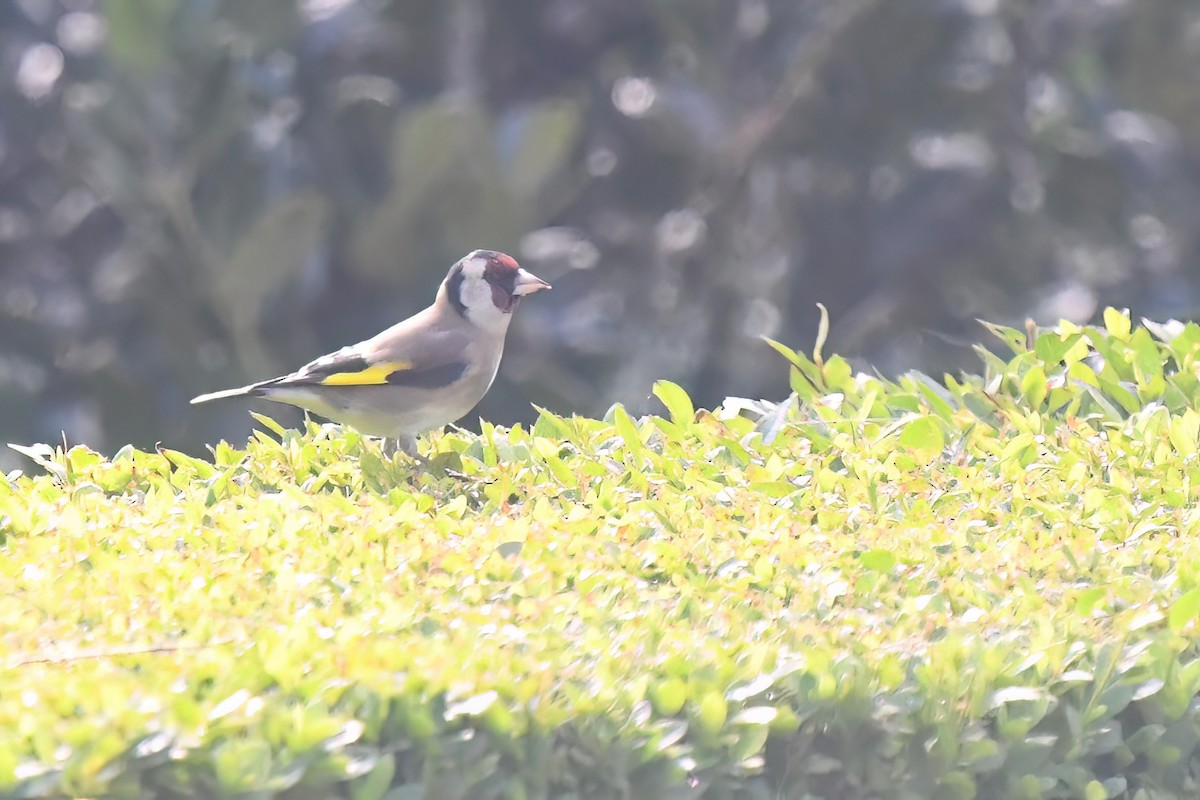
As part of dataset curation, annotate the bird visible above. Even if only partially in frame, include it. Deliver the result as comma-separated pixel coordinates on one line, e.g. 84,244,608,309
191,249,551,456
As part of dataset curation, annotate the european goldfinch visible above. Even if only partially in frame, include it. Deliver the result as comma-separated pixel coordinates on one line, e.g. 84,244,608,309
191,249,551,455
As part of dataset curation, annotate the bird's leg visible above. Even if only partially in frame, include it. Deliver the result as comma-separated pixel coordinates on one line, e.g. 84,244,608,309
381,434,424,464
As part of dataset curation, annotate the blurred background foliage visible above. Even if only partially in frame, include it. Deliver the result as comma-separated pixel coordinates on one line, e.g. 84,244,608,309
3,0,1200,461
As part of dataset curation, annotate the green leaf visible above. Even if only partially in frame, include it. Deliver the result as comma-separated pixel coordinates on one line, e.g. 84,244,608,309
612,404,644,457
761,336,807,371
822,355,853,392
653,381,695,429
1168,588,1200,632
533,440,575,484
1129,328,1164,384
351,753,396,800
1021,366,1048,409
751,481,797,499
160,448,216,479
1103,307,1132,340
1033,332,1083,366
532,406,574,440
1097,379,1141,415
213,737,273,792
1074,587,1107,616
249,411,289,438
650,679,687,716
730,720,770,761
695,692,727,736
979,320,1028,354
1168,411,1200,456
860,548,896,572
906,371,957,420
898,416,945,459
763,336,824,396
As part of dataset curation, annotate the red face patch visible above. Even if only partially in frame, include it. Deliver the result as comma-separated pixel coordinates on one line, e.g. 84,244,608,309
490,283,515,312
475,251,522,312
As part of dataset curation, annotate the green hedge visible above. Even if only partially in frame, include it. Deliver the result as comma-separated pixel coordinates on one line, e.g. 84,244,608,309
5,309,1200,798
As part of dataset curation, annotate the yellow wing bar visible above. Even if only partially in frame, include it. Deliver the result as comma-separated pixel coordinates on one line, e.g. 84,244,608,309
317,360,411,386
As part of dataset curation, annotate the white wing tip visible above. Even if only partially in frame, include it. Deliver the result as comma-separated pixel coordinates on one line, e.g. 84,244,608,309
190,386,251,405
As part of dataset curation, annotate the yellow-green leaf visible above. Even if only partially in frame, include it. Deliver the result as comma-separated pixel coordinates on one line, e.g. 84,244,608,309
653,381,695,429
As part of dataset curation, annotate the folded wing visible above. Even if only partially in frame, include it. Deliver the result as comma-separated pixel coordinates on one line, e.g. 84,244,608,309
270,330,470,392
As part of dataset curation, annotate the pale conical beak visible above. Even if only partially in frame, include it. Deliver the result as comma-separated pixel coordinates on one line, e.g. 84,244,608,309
512,268,552,296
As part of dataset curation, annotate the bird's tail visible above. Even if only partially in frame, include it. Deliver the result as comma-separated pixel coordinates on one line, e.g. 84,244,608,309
190,385,261,405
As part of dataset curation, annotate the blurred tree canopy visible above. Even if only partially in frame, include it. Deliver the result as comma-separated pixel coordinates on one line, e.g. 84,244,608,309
2,0,1199,461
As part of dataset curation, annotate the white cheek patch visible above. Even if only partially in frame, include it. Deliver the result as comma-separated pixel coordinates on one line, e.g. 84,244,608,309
460,255,487,280
459,274,510,332
458,273,492,311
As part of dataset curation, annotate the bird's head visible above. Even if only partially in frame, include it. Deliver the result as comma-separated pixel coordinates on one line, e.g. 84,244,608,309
442,249,551,331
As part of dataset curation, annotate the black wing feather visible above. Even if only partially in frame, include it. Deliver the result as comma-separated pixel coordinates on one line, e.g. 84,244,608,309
385,360,468,389
266,347,374,386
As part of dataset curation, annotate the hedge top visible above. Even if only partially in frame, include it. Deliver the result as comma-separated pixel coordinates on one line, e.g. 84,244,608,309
5,309,1200,798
